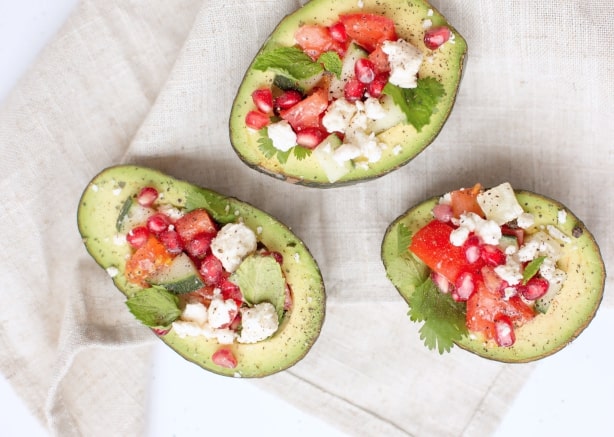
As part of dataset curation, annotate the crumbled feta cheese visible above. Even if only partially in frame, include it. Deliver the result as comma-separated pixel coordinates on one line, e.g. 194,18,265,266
557,209,567,224
106,266,119,277
322,98,357,133
422,19,433,29
238,303,279,344
211,223,257,272
208,297,238,329
477,182,524,225
158,204,184,221
494,258,523,286
364,97,387,120
333,143,362,164
381,39,423,89
182,302,208,325
427,8,434,16
293,253,300,262
456,212,502,245
521,231,563,262
267,120,297,152
547,224,572,244
393,145,402,155
516,212,535,229
450,226,470,246
539,257,567,287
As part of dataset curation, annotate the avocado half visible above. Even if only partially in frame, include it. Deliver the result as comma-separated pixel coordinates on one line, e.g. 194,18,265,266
229,0,467,187
381,190,606,362
77,165,325,377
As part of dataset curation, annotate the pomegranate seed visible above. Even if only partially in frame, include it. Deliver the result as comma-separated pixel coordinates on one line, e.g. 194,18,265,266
502,225,524,246
494,314,516,347
432,203,453,222
137,186,158,207
220,278,243,305
424,26,451,50
252,88,274,114
465,245,481,264
354,58,376,84
274,90,303,111
431,271,450,293
185,233,213,259
126,226,150,248
284,284,293,310
296,127,326,149
211,348,237,369
199,254,224,286
151,327,170,336
158,229,183,254
328,21,347,44
519,276,550,300
367,73,388,98
344,77,366,101
481,245,507,266
245,110,270,129
269,251,283,264
453,271,475,301
147,213,170,234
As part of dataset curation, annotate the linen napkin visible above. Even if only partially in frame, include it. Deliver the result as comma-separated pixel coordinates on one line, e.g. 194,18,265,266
1,0,612,436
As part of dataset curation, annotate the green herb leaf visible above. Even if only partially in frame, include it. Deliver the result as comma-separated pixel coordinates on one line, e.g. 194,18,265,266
408,278,468,353
523,256,546,284
293,146,312,161
185,191,235,224
383,77,446,132
116,196,133,231
258,130,294,164
318,51,342,78
253,47,323,81
230,255,286,320
125,286,181,328
397,223,412,255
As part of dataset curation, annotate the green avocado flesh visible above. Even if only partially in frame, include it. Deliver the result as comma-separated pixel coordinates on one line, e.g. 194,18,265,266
229,0,467,187
381,190,605,363
77,165,325,377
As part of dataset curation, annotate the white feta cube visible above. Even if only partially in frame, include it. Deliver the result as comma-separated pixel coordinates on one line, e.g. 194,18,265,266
211,223,257,273
238,302,279,344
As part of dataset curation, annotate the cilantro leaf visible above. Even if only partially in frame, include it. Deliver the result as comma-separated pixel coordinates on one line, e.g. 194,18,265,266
408,278,468,353
126,286,181,328
293,145,312,161
523,256,546,284
257,129,295,164
185,190,235,224
383,77,446,132
253,47,323,81
318,51,342,78
229,255,286,320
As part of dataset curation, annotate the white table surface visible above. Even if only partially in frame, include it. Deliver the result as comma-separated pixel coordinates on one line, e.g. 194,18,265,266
1,2,612,436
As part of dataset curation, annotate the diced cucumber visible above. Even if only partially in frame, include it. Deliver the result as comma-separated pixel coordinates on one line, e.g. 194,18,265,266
367,94,407,134
116,197,155,233
329,41,368,99
313,134,352,183
273,71,324,94
149,253,205,294
535,278,564,314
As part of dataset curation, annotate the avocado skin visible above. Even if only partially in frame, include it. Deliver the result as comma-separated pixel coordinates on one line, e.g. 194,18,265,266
381,190,606,363
229,0,468,187
77,165,326,377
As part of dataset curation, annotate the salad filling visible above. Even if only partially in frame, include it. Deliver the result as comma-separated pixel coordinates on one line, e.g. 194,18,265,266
244,11,452,181
118,185,291,369
407,182,570,349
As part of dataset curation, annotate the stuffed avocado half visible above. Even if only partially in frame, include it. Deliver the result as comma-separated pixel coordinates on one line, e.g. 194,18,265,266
381,183,605,362
229,0,467,187
77,165,325,377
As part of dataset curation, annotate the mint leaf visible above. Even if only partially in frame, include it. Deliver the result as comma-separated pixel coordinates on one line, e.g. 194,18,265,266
318,51,342,78
253,47,323,81
383,77,446,132
293,146,312,161
523,256,546,284
408,278,467,353
230,255,286,320
126,286,181,328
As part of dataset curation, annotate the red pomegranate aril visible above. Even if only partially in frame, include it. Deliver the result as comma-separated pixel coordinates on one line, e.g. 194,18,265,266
199,254,224,286
502,225,524,246
328,21,347,44
159,229,183,254
355,58,376,84
431,271,451,294
275,90,303,111
481,245,507,266
424,26,451,50
211,348,237,369
185,233,213,259
284,284,293,310
252,88,274,114
147,213,170,234
465,245,481,264
126,226,150,248
245,110,270,129
494,314,516,347
137,186,158,207
220,278,243,305
296,127,326,149
344,77,366,101
453,271,476,301
367,73,388,98
151,327,170,336
519,276,550,300
432,203,453,223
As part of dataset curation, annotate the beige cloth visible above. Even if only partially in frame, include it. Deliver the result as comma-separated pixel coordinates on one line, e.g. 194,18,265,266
1,0,611,436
